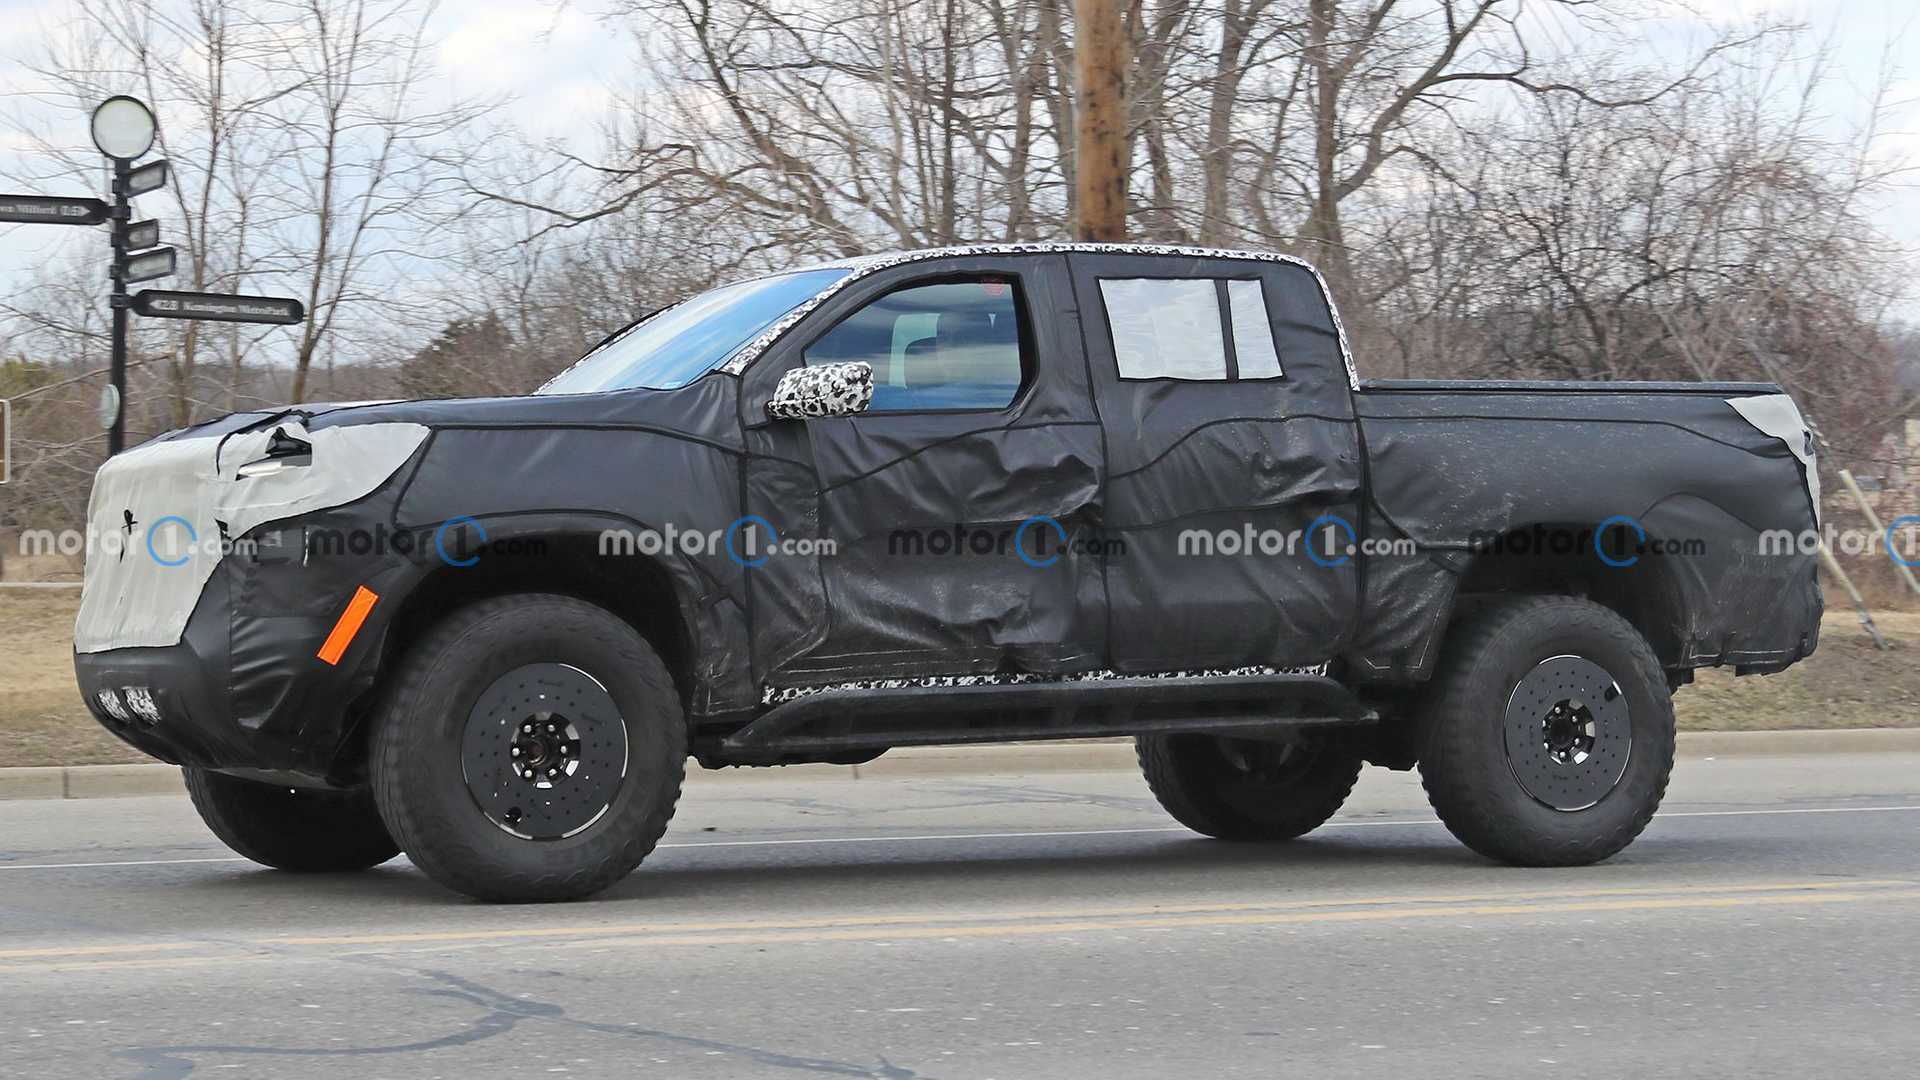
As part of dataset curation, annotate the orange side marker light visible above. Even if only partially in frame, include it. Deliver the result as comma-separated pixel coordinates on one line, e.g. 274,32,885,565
317,586,380,666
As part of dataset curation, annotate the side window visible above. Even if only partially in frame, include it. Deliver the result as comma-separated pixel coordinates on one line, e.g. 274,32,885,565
803,278,1027,412
1098,277,1283,381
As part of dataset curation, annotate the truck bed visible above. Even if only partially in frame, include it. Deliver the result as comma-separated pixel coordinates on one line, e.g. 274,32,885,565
1343,378,1821,682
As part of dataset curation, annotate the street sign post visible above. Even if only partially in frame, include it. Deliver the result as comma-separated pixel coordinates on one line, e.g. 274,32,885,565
0,195,110,226
2,96,306,457
133,290,305,325
106,159,133,452
126,219,159,250
1,397,10,485
126,159,168,196
93,95,158,455
121,246,176,284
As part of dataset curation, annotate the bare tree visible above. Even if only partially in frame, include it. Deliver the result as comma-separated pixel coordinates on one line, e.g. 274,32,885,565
4,0,1913,544
478,0,1089,254
265,0,494,403
8,0,299,425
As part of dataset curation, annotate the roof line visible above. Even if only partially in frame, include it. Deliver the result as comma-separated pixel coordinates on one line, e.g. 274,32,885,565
719,242,1359,390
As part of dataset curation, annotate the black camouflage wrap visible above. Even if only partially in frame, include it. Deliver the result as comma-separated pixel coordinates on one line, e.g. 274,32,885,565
74,245,1822,784
1350,381,1822,679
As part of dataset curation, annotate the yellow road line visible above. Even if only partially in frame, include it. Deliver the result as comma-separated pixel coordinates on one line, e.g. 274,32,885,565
13,954,271,974
271,878,1918,948
13,887,1920,974
5,878,1914,967
0,940,204,960
546,889,1920,949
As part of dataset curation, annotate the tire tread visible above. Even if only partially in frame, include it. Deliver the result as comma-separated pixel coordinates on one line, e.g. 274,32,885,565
1418,595,1674,866
370,594,685,902
184,767,399,872
1137,734,1362,841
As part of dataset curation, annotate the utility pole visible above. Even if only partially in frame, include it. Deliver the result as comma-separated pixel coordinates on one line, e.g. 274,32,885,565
1073,0,1130,242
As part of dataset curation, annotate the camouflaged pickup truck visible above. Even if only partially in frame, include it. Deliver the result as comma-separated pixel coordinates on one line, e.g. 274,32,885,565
76,244,1822,901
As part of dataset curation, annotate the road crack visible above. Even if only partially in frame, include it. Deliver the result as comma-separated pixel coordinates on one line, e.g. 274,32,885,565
114,968,921,1078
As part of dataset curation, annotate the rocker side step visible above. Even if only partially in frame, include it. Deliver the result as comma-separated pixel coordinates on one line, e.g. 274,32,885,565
711,673,1376,764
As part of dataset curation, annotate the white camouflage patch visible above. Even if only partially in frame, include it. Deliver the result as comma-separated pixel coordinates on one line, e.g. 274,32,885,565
761,662,1335,706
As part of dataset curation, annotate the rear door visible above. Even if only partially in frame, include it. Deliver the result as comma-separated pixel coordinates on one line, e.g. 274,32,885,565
1066,251,1363,672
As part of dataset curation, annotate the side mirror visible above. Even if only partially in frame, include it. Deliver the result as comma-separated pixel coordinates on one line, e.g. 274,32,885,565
766,361,874,420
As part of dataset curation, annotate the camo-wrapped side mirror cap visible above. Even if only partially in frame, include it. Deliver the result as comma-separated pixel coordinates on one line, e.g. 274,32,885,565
767,361,874,420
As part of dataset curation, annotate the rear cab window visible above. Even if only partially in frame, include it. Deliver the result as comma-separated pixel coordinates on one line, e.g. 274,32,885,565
1098,278,1282,381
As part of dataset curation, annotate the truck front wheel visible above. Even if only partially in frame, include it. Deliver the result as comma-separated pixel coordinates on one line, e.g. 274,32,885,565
1137,732,1363,841
370,594,686,902
184,768,399,872
1418,596,1675,866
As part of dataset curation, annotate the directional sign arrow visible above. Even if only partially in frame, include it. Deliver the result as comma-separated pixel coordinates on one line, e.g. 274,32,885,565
0,194,110,226
126,218,160,251
127,159,169,196
121,246,176,284
132,290,306,326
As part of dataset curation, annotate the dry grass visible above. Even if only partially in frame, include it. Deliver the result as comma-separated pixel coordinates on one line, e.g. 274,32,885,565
0,588,143,766
1680,610,1920,731
3,589,1917,769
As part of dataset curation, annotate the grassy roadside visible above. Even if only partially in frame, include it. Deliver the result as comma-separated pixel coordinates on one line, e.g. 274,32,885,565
4,589,1916,770
1,589,141,766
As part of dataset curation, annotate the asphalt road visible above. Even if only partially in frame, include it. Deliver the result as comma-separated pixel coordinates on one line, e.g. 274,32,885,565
1,751,1917,1079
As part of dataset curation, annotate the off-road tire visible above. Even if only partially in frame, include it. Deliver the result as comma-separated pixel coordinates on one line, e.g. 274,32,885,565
184,767,399,872
1418,595,1675,866
1137,732,1364,841
370,594,685,902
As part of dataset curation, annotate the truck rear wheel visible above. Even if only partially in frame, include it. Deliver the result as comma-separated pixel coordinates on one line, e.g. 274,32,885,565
184,768,399,872
370,594,685,902
1137,732,1363,841
1418,595,1675,866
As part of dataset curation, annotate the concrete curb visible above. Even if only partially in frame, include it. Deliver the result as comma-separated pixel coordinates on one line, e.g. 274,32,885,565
5,728,1918,801
1672,728,1920,758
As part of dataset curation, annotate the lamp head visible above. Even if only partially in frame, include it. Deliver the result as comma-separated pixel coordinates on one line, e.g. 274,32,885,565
91,96,157,161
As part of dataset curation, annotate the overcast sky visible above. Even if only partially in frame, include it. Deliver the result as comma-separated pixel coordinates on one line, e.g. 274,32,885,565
0,1,631,310
2,0,1916,336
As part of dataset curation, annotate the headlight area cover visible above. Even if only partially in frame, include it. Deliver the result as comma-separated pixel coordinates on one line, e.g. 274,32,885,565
74,421,430,654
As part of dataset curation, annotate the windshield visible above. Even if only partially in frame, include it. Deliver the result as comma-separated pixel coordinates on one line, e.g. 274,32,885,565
536,267,850,395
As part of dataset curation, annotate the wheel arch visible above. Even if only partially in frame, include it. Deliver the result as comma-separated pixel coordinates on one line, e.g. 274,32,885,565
381,529,699,698
328,516,725,781
1448,520,1692,671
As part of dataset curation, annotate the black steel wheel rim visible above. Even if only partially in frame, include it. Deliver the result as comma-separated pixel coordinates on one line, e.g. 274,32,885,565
461,663,628,839
1502,654,1632,811
1214,737,1319,812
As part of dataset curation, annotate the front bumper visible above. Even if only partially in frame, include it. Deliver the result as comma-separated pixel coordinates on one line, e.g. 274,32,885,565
75,517,422,785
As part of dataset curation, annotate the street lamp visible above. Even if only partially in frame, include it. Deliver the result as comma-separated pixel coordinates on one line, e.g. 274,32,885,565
89,96,157,162
3,95,301,459
91,95,163,455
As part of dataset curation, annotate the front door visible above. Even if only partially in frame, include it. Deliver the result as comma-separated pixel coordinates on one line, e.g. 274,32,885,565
740,254,1107,691
1066,251,1364,672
